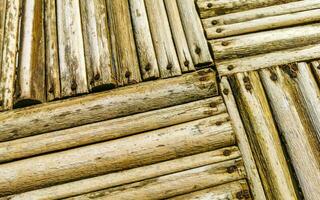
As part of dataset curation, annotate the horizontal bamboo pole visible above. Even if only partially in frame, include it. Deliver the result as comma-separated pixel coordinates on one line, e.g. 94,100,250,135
205,9,320,39
80,0,116,91
168,180,250,200
0,69,218,142
217,43,320,76
259,66,320,200
7,146,241,200
177,0,213,67
129,0,159,80
196,0,299,18
0,97,226,163
107,0,141,85
229,71,298,200
67,159,245,200
15,0,46,108
45,0,61,101
311,60,320,87
220,77,266,200
0,115,235,196
202,0,320,27
0,0,21,111
211,24,320,60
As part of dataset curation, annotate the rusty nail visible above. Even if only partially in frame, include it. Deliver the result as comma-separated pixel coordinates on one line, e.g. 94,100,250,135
94,73,100,80
184,60,190,67
227,165,237,173
270,73,278,81
223,149,231,156
216,28,223,33
227,65,234,71
71,81,77,91
221,41,229,46
207,3,213,8
125,71,131,78
223,88,229,95
236,191,244,199
195,47,201,54
211,20,218,25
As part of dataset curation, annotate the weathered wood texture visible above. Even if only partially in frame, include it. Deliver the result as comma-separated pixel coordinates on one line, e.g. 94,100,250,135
45,0,61,101
229,72,298,200
145,0,181,78
196,0,300,18
177,0,213,66
107,0,141,85
0,97,226,163
311,60,320,86
0,115,235,196
0,69,217,142
168,180,251,200
57,0,88,97
220,77,266,200
129,0,159,80
15,0,46,108
259,65,320,200
0,0,21,111
66,159,245,200
80,0,116,91
0,0,6,74
164,0,195,73
8,147,240,200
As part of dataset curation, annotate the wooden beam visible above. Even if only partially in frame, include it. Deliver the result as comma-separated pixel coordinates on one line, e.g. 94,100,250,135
8,147,240,199
0,69,217,141
0,115,235,195
80,0,116,91
128,0,159,80
15,0,46,108
106,0,141,85
0,97,226,163
45,0,61,101
57,0,88,97
229,71,298,200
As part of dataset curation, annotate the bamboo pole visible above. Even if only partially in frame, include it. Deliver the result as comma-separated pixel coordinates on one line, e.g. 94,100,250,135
176,0,213,67
216,43,320,76
211,24,320,60
80,0,116,91
15,0,46,108
229,71,298,200
128,0,159,80
0,0,21,111
0,97,226,163
0,69,218,142
145,0,181,78
311,60,320,86
259,66,320,200
164,0,195,73
0,115,235,195
7,147,240,200
106,0,141,85
168,180,250,200
66,159,245,200
220,77,266,200
196,0,299,18
0,0,6,72
45,0,61,101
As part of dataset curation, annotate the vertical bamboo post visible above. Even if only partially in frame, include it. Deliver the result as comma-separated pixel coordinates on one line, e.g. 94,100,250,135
128,0,159,80
57,0,88,97
106,0,141,86
80,0,116,91
311,60,320,86
0,0,6,72
145,0,181,78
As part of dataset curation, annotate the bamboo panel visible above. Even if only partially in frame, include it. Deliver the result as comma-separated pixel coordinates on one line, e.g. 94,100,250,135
0,97,226,163
311,60,320,86
0,115,235,196
177,0,213,67
220,77,266,200
0,0,21,112
164,0,195,73
196,0,300,18
45,0,61,101
129,0,159,80
217,43,320,76
57,0,88,97
15,0,46,108
168,180,251,200
0,69,217,142
80,0,116,91
211,24,320,60
145,0,181,78
107,0,141,85
259,65,320,200
66,159,245,200
7,147,241,200
229,71,298,200
0,0,6,73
